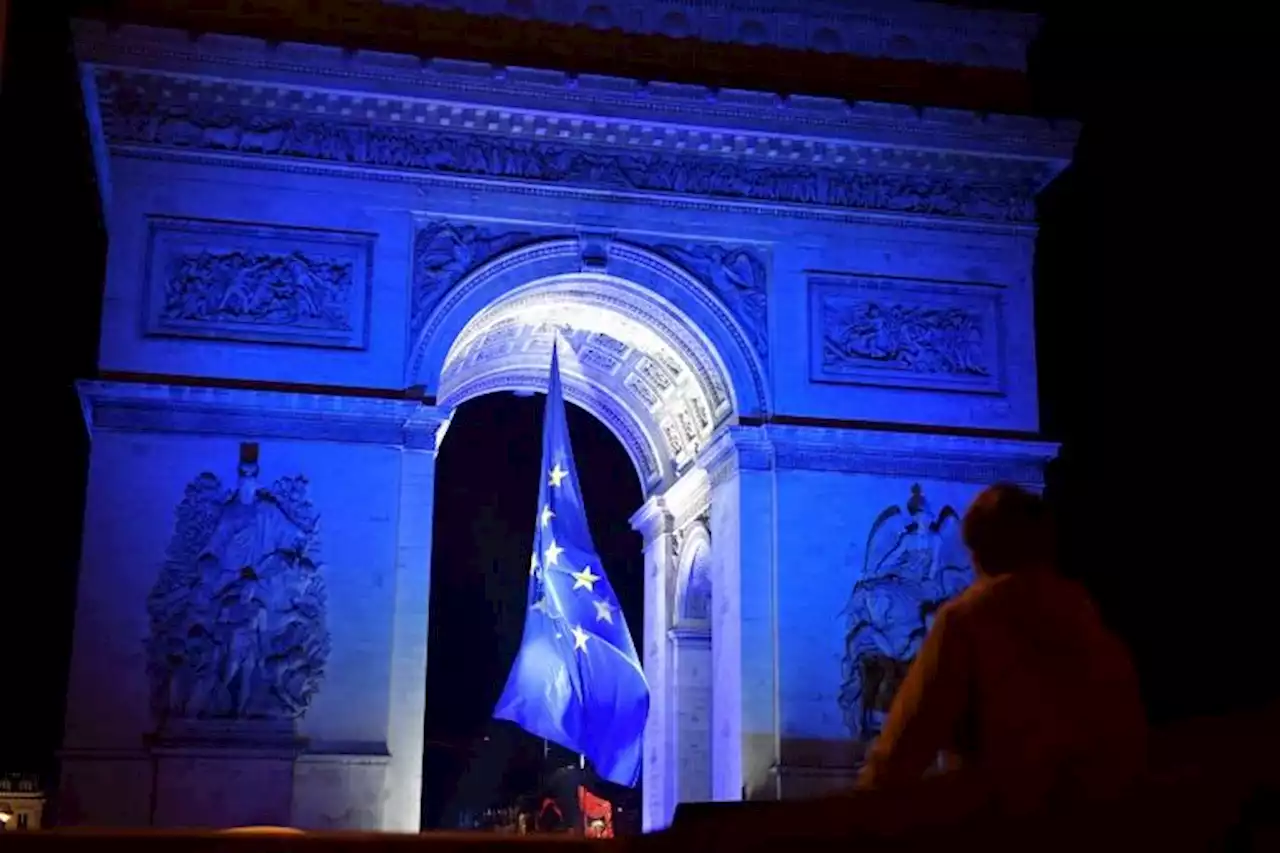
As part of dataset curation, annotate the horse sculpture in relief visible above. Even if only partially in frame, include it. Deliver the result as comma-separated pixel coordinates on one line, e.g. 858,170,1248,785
838,484,974,742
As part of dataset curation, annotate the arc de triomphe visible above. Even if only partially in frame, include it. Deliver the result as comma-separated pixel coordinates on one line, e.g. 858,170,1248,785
61,1,1074,833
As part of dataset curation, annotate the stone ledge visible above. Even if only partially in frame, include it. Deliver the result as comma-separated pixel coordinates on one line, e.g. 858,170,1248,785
71,20,1077,158
766,424,1057,486
668,626,711,646
697,422,1056,486
71,18,1076,140
77,379,452,450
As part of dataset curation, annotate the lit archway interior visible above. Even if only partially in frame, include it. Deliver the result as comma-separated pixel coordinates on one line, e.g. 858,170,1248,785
438,273,739,493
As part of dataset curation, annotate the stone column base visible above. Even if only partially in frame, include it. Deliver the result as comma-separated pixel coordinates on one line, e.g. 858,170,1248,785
149,719,306,829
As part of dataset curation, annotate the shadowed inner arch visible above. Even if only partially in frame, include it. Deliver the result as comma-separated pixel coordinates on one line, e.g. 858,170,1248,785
437,274,739,494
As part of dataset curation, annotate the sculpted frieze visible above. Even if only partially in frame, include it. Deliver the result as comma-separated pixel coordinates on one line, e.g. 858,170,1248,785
838,484,973,741
412,220,542,343
809,274,1003,394
145,443,331,725
145,218,374,349
652,243,769,363
102,91,1039,224
824,301,988,376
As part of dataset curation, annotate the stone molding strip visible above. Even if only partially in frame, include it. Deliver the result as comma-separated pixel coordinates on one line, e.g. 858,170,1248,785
59,743,391,760
77,378,1054,480
71,5,1051,118
77,379,452,451
384,0,1038,72
701,422,1056,486
88,65,1056,226
72,21,1077,159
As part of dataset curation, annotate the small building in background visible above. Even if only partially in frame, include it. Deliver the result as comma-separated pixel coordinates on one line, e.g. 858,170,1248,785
0,773,45,831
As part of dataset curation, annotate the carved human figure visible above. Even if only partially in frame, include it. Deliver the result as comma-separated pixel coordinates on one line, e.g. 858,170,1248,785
411,222,535,334
823,298,989,378
109,91,1038,224
145,443,330,723
213,566,270,717
684,559,712,622
657,244,769,359
838,485,973,741
162,247,353,331
678,530,713,624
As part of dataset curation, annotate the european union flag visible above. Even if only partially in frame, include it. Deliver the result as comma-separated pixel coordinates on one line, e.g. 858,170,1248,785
493,341,650,787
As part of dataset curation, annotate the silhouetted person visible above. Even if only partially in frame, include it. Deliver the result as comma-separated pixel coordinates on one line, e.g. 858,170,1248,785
858,483,1147,816
536,797,564,833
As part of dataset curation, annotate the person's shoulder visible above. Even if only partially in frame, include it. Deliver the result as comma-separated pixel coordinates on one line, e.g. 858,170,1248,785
933,578,994,625
940,574,1019,620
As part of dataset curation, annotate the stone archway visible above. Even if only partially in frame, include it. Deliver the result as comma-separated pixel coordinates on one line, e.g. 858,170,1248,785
412,236,769,436
413,235,768,830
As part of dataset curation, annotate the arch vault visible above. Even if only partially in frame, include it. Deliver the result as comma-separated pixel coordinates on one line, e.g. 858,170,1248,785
417,236,767,493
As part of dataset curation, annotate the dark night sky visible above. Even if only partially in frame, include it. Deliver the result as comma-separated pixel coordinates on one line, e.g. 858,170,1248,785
3,0,1274,816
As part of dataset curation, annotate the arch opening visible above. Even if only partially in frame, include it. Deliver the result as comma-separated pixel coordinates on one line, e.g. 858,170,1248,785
423,391,645,829
435,269,747,493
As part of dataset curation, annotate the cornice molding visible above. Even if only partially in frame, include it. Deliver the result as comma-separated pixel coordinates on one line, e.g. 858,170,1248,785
696,422,1055,485
77,27,1079,227
700,424,775,486
667,626,712,646
77,379,453,450
385,0,1038,71
629,494,674,543
663,467,712,528
73,21,1077,161
765,423,1057,486
70,5,1050,116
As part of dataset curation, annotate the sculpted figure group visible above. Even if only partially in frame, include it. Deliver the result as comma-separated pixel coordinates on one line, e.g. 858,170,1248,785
839,484,974,740
146,443,330,723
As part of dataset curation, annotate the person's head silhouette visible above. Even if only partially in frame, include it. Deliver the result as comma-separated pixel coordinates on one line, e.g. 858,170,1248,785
961,483,1056,578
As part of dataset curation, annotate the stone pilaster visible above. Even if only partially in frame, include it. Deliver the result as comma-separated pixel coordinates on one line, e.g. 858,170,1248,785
384,406,451,832
629,496,675,832
699,426,776,802
667,627,712,805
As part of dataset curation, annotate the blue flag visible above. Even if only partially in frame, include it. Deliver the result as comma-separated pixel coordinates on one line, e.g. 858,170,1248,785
493,341,650,787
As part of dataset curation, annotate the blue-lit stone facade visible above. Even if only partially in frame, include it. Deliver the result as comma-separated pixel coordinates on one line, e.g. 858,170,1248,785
63,14,1073,834
382,0,1039,70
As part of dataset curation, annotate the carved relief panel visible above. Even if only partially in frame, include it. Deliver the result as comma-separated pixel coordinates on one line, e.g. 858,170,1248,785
145,443,331,727
411,219,543,344
144,217,375,349
652,243,769,365
837,484,972,742
809,274,1005,395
